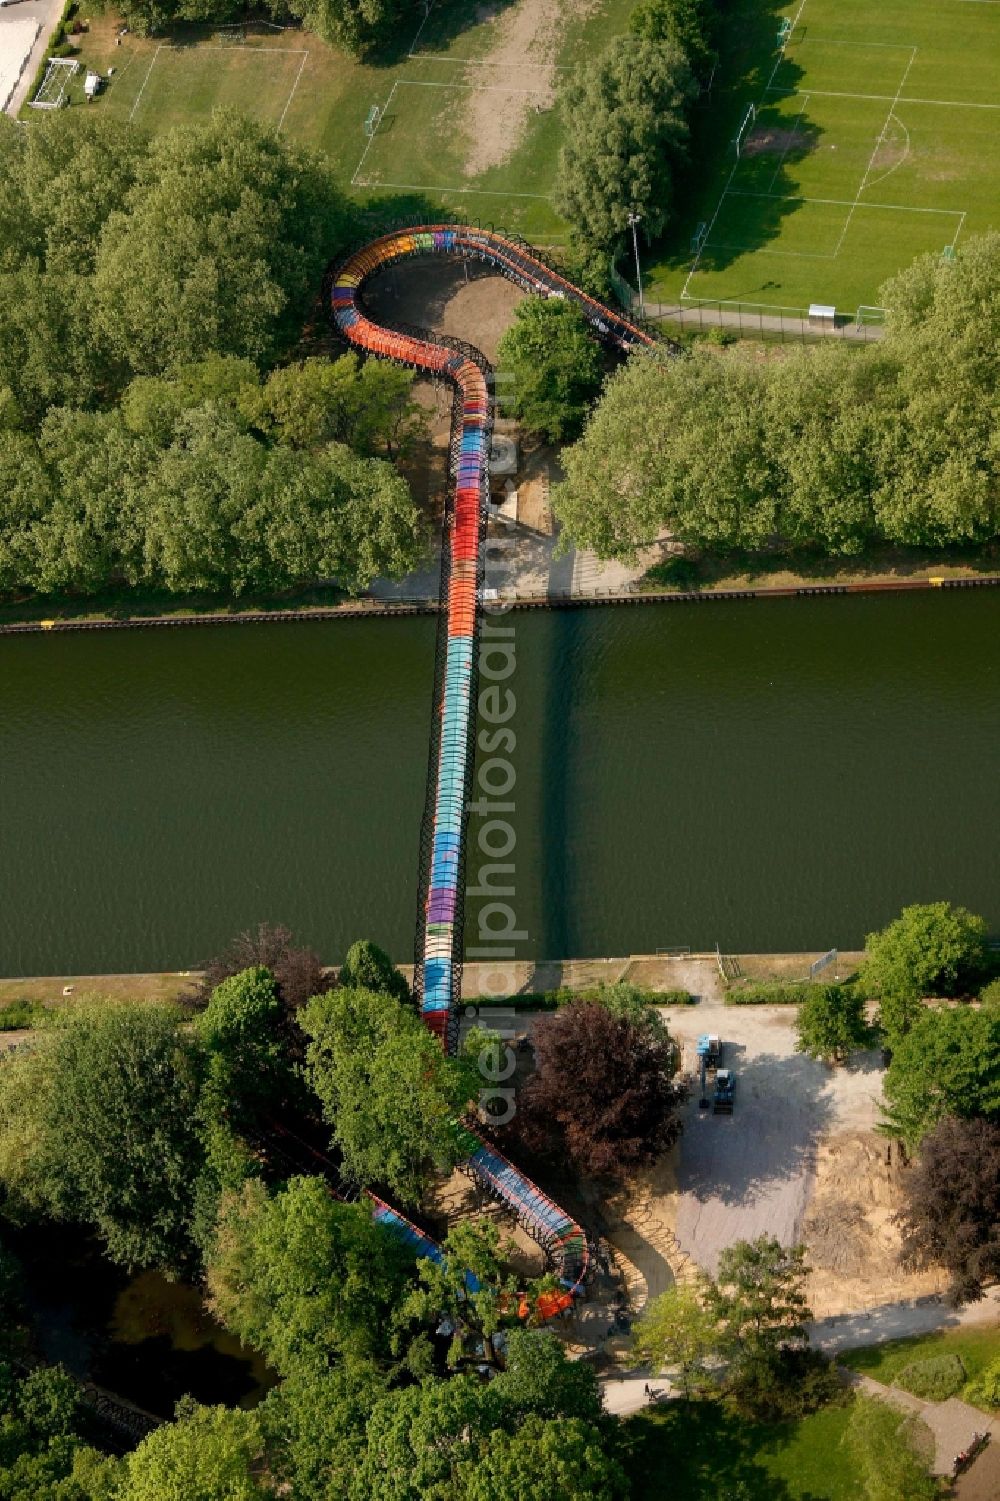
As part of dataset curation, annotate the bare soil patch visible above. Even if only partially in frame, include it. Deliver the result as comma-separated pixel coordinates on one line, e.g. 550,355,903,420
460,0,596,178
742,127,812,159
802,1130,947,1317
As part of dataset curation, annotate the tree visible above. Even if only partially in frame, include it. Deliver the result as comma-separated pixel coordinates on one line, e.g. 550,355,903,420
249,355,426,459
860,903,987,1045
0,1363,115,1501
629,0,716,78
338,938,411,1006
844,1394,937,1501
631,1281,719,1396
496,300,603,443
896,1116,1000,1302
881,1006,1000,1149
460,1415,629,1501
206,1176,412,1374
393,1219,537,1374
281,0,405,58
0,1007,205,1271
510,1001,683,1179
202,923,328,1013
117,1400,271,1501
553,349,778,560
259,1360,385,1501
195,966,290,1120
93,111,345,376
351,1375,485,1501
483,1329,603,1427
795,984,870,1063
555,37,696,252
301,987,474,1204
711,1236,816,1416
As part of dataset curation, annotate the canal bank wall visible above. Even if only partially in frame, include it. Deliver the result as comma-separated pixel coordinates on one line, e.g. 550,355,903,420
0,572,997,635
0,951,867,1007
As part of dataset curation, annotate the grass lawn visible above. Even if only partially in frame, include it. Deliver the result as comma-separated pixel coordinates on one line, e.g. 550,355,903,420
48,0,637,242
626,1398,859,1501
840,1326,1000,1412
27,0,1000,309
647,0,1000,314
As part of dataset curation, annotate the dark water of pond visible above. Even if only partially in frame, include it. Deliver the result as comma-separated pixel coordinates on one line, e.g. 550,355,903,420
0,592,997,975
3,1222,274,1418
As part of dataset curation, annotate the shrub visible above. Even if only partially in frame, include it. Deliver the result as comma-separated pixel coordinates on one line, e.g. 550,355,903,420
725,981,815,1006
965,1355,1000,1409
895,1353,966,1401
980,978,1000,1009
0,1000,47,1030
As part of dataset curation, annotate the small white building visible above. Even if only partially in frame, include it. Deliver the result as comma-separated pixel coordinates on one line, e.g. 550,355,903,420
84,70,103,100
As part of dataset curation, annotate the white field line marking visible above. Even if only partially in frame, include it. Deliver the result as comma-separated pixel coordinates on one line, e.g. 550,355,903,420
276,49,308,131
128,42,163,123
833,47,916,255
768,95,810,190
351,77,398,186
159,44,309,53
865,111,910,190
950,210,968,249
708,240,837,259
767,85,1000,109
728,188,965,216
407,0,436,56
790,36,918,48
682,0,808,295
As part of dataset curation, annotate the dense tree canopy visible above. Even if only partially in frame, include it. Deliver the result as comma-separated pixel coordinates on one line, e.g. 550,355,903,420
555,37,696,253
629,0,716,78
496,299,603,443
206,1176,413,1373
0,1006,205,1270
881,1006,1000,1148
509,1000,683,1178
554,236,1000,563
859,903,987,1049
302,987,475,1204
0,111,427,604
896,1116,1000,1302
795,984,870,1063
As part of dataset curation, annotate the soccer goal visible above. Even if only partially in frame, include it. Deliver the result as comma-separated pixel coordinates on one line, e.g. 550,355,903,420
733,103,756,158
31,57,79,109
777,17,792,49
855,305,886,330
364,104,382,139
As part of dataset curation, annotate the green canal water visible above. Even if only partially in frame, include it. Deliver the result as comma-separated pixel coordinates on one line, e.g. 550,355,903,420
0,593,997,975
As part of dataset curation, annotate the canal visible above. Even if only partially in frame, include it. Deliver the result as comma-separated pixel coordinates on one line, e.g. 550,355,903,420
0,591,997,976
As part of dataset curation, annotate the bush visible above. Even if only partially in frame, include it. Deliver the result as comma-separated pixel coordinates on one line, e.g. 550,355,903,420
0,1000,47,1030
470,983,692,1011
895,1353,966,1401
965,1355,1000,1409
980,978,1000,1009
725,981,815,1006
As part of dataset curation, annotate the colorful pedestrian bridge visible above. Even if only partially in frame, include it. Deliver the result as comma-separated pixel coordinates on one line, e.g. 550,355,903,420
329,225,657,1314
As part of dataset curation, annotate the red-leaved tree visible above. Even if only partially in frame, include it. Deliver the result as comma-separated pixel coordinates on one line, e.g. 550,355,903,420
897,1115,1000,1304
507,1002,684,1179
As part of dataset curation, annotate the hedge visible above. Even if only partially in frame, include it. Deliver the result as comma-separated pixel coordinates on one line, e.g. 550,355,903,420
725,981,817,1006
469,983,693,1011
895,1353,966,1402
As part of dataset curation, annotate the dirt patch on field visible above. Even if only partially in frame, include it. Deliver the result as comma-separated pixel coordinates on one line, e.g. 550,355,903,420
429,1166,547,1279
460,0,597,177
802,1131,948,1317
742,127,812,159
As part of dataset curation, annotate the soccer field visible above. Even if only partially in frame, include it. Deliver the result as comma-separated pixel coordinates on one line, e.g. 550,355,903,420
47,0,999,309
646,0,1000,315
